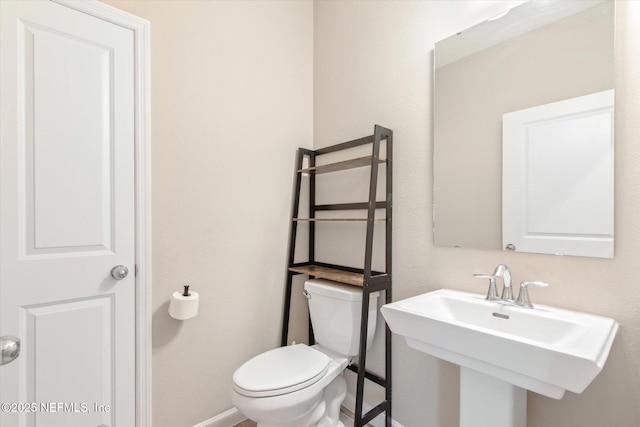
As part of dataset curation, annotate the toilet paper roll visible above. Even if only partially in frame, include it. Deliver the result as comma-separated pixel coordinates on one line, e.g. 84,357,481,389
169,290,199,320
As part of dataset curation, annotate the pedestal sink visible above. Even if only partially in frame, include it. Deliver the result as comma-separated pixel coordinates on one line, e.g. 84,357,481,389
380,289,619,427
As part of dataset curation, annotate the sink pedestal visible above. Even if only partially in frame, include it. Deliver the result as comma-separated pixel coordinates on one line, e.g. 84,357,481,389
460,367,526,427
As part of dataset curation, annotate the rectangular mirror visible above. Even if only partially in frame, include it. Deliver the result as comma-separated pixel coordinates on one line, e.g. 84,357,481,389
433,0,615,258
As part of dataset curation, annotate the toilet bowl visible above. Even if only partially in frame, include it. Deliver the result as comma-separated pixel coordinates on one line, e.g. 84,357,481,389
232,279,379,427
232,344,348,427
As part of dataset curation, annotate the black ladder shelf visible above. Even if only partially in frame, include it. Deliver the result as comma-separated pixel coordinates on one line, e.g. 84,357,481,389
281,125,393,427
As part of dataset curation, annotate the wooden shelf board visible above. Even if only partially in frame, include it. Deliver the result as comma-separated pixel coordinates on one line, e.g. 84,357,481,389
293,218,386,222
299,156,386,175
315,201,388,211
289,265,364,286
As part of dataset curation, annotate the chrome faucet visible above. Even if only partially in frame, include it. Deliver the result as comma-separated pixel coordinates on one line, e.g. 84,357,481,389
492,264,514,302
475,265,549,308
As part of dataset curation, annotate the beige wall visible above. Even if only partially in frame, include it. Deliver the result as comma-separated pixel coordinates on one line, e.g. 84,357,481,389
104,1,312,426
315,1,639,427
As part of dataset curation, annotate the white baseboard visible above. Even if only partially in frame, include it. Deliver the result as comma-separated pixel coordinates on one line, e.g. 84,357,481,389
342,393,404,427
194,399,404,427
193,407,246,427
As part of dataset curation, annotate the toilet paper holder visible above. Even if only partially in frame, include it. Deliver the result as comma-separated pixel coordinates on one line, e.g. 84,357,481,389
169,285,199,320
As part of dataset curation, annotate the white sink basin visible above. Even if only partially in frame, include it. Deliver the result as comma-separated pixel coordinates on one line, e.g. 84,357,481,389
381,289,618,399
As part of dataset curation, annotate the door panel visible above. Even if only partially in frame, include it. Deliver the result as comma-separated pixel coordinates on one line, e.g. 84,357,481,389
23,296,113,426
1,1,136,425
502,90,614,258
23,19,116,255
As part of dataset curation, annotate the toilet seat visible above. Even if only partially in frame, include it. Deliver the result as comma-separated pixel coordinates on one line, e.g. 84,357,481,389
233,344,330,398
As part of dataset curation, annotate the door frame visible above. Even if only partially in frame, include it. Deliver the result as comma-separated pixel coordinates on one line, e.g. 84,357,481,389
51,1,152,425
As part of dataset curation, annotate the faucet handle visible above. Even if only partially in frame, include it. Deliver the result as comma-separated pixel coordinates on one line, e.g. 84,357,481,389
473,274,500,301
516,281,548,308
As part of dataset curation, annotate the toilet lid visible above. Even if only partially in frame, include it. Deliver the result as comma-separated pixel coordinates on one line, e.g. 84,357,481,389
233,344,330,398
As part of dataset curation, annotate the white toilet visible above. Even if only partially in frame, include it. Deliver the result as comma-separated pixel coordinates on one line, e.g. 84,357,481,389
232,278,380,427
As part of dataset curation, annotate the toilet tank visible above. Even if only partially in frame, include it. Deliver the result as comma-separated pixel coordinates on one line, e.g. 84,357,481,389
304,279,380,357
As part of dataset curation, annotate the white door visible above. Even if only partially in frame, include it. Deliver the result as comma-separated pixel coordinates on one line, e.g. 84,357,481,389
1,1,136,426
502,90,614,258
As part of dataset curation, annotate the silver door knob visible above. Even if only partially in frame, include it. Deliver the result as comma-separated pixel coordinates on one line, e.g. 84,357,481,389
1,335,20,366
111,265,129,280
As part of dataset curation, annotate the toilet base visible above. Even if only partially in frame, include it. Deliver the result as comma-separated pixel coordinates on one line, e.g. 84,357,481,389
316,420,345,427
316,373,346,427
257,420,345,427
254,374,347,427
